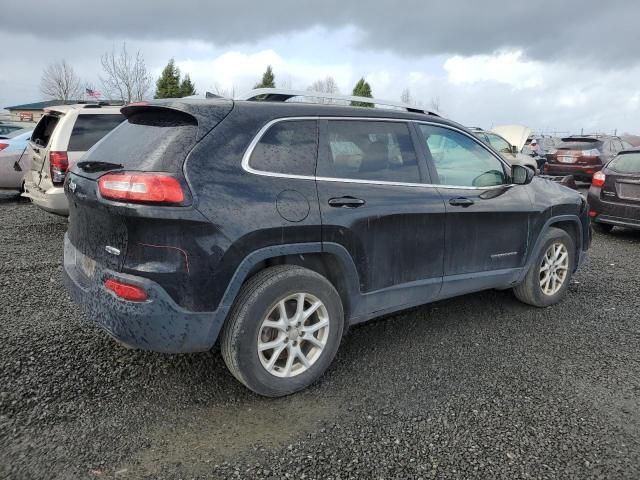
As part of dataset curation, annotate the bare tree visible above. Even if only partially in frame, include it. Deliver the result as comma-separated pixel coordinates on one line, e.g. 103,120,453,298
40,60,82,101
279,76,293,90
210,82,237,99
429,96,442,113
400,88,413,105
307,76,340,104
308,76,340,94
100,43,151,103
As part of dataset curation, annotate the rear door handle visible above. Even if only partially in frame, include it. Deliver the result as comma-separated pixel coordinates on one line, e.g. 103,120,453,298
328,196,366,208
449,197,474,207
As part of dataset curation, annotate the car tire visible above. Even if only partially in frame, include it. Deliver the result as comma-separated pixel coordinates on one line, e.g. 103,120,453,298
220,265,344,397
593,222,614,234
513,227,575,307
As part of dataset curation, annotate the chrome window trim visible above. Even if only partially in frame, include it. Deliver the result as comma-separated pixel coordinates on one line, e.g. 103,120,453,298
241,116,514,190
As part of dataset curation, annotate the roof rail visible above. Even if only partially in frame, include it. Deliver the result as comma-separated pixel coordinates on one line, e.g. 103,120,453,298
237,88,438,116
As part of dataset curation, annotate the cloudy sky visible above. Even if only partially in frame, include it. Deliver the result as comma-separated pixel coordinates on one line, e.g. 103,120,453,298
2,0,639,133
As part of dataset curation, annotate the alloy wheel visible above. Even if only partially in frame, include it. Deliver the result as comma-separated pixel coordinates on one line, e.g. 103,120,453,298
257,293,330,378
539,242,569,296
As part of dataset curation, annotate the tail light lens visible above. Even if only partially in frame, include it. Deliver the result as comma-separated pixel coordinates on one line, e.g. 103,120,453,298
592,171,606,187
0,143,9,151
49,151,69,185
104,279,148,302
98,173,185,204
582,148,600,157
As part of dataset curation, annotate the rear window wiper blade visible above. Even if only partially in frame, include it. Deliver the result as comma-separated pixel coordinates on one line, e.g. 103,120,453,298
77,161,124,173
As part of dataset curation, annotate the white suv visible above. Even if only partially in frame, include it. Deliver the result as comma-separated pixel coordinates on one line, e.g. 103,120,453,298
23,104,124,215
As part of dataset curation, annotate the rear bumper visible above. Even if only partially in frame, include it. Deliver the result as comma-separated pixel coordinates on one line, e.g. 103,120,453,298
63,234,224,353
544,163,600,180
22,180,69,216
587,191,640,229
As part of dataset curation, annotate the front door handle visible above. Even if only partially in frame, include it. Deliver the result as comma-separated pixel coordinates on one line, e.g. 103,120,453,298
328,196,366,208
449,197,475,207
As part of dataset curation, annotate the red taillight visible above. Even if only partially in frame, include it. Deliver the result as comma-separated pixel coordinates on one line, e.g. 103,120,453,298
49,151,69,185
0,143,9,151
592,171,606,188
104,279,148,302
98,173,185,204
589,210,598,218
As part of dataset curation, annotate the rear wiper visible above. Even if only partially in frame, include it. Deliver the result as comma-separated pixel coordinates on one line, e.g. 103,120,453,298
77,161,124,173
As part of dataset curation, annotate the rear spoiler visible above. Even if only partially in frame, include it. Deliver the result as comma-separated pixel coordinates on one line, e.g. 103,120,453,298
121,99,234,141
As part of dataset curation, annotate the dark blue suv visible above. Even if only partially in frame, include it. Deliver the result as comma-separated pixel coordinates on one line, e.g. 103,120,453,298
63,91,590,396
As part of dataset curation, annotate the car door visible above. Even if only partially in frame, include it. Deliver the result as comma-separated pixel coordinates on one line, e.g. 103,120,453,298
415,123,532,288
316,118,445,311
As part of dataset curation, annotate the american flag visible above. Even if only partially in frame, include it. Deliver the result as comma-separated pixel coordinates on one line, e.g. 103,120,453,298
85,88,101,99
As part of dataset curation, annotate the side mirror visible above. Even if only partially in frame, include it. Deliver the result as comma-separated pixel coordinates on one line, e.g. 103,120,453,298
512,165,534,185
511,145,519,154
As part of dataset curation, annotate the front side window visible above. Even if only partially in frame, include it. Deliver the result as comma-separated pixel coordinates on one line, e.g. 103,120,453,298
419,125,506,187
68,114,124,151
319,120,420,183
249,120,318,176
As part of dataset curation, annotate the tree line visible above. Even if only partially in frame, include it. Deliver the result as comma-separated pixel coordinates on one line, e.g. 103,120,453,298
40,54,441,112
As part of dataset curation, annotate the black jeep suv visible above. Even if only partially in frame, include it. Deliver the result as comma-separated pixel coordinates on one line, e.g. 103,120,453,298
63,95,590,396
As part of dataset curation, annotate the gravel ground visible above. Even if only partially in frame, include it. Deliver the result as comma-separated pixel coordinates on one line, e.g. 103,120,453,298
1,197,639,479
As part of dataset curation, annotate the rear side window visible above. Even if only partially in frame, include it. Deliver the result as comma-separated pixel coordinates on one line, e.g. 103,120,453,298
249,120,318,176
609,153,640,174
31,114,60,147
68,114,124,151
319,120,420,183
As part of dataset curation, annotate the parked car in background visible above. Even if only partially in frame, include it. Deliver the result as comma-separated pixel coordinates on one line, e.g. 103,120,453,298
0,123,27,137
0,129,32,197
23,104,124,215
0,127,33,140
523,135,561,169
588,147,640,232
544,135,631,181
622,134,640,147
471,126,538,171
63,90,590,397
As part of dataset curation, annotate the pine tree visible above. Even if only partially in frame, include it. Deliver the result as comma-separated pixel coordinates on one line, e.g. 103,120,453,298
154,59,182,98
254,65,276,88
351,78,373,107
180,74,196,97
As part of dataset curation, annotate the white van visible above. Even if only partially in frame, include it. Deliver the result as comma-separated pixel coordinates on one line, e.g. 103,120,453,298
23,104,124,215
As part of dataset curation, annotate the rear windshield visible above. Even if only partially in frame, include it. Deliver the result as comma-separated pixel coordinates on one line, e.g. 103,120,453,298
558,138,602,150
561,137,599,143
68,114,124,151
82,108,197,172
609,152,640,174
30,114,60,147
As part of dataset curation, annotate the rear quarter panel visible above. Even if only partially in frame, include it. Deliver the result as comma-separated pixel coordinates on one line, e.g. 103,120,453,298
0,151,26,188
184,110,322,310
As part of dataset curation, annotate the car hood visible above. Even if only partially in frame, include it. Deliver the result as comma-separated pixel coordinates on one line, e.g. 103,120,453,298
491,125,531,152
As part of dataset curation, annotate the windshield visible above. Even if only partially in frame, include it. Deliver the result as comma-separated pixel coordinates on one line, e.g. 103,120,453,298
609,152,640,174
485,133,512,153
